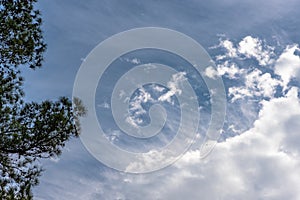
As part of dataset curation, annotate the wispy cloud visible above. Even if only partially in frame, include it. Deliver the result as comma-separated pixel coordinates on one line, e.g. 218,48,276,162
158,72,187,104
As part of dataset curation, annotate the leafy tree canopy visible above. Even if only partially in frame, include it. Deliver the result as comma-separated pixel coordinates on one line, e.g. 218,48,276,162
0,0,85,199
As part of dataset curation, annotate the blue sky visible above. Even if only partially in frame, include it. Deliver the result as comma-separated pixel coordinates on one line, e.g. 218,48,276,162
23,0,300,199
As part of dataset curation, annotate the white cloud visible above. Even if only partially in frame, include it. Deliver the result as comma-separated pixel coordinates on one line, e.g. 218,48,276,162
131,87,153,104
153,84,165,92
274,44,300,89
228,69,282,101
227,42,300,102
125,149,176,173
217,61,245,79
216,36,275,67
124,72,188,128
122,57,141,65
126,87,153,126
117,87,300,200
238,36,275,66
104,129,121,142
158,72,187,103
204,66,218,79
55,87,299,200
72,88,298,200
220,39,238,58
131,58,141,65
245,69,282,97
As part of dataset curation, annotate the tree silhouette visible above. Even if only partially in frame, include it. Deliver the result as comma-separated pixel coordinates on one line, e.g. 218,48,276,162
0,0,85,199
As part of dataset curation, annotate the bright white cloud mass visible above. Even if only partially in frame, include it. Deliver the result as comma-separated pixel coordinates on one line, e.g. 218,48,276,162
31,1,300,199
275,45,300,89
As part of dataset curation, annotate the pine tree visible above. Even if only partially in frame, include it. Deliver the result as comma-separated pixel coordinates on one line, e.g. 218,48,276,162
0,1,85,198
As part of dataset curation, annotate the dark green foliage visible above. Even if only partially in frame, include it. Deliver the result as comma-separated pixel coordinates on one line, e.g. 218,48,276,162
0,0,84,199
0,0,46,69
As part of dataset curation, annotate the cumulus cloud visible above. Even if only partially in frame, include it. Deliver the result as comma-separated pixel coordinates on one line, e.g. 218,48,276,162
216,36,275,66
274,44,300,89
228,68,282,102
217,61,245,79
116,87,300,200
53,87,299,200
217,37,298,102
35,86,300,199
125,149,176,173
204,66,219,79
215,39,238,60
221,39,238,58
238,36,275,66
